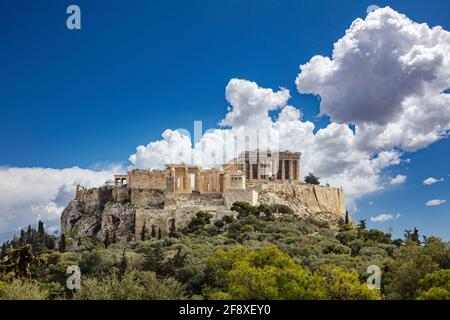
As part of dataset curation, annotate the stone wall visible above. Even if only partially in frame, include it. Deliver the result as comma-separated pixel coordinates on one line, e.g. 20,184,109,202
174,192,225,207
128,169,167,190
247,181,346,218
223,189,259,208
75,187,100,211
112,188,130,203
130,189,165,208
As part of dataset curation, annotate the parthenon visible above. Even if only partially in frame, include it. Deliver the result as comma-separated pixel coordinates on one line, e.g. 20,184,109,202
225,150,301,182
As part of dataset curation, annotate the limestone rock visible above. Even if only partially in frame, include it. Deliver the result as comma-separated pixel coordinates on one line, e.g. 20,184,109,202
60,200,135,244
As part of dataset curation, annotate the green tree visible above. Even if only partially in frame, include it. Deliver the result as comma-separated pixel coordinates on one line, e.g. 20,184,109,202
384,242,439,299
270,204,294,215
205,246,326,300
305,173,320,185
187,211,213,233
37,220,46,252
0,245,39,279
143,244,166,277
315,265,381,300
231,202,257,218
169,219,177,237
223,215,235,230
417,269,450,300
104,230,111,249
119,249,128,279
214,220,225,230
59,234,66,253
141,222,148,241
404,228,421,245
1,243,8,259
422,236,450,269
358,219,367,230
19,230,26,247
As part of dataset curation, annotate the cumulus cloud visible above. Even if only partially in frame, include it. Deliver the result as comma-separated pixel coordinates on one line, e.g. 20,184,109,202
0,166,120,235
388,174,407,185
426,199,446,206
371,213,401,223
296,7,450,152
423,177,444,185
220,79,290,129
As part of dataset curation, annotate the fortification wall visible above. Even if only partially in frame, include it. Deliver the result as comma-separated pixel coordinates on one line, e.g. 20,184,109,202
75,187,114,211
130,189,165,208
174,192,225,207
112,188,130,203
223,189,258,208
247,182,346,218
128,170,167,189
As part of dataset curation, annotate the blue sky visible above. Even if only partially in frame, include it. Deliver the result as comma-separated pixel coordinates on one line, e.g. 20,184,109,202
0,0,449,240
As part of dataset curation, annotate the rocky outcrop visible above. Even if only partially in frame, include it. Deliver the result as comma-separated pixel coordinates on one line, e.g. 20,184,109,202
62,181,347,244
61,200,135,244
248,182,346,221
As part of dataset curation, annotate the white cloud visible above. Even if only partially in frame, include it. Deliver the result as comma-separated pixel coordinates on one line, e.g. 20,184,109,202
366,5,380,14
426,199,446,206
371,213,401,223
423,177,444,185
388,174,407,185
220,79,290,129
0,166,120,235
296,7,450,152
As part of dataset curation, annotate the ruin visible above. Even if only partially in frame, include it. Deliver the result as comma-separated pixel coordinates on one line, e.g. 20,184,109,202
64,151,346,242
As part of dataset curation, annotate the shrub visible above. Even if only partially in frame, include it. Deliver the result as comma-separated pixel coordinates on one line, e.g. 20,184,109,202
74,270,185,300
417,269,450,300
0,279,48,300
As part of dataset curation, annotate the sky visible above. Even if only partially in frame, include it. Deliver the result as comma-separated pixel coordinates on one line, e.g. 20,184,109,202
0,0,449,241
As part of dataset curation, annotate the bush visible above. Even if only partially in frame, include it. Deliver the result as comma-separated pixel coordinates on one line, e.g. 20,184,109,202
74,270,185,300
305,173,320,185
186,211,213,233
0,279,48,300
417,269,450,300
204,246,327,300
315,265,381,300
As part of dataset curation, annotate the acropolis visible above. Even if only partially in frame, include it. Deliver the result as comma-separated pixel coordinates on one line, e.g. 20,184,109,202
63,150,346,242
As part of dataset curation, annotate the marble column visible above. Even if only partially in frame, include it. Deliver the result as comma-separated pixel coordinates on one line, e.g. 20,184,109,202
289,160,294,181
184,167,191,192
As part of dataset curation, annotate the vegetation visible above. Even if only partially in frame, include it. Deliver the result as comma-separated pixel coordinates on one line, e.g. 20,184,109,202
0,203,448,300
305,173,320,185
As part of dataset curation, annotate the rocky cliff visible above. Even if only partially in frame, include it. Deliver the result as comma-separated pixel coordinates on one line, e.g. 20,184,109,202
249,182,345,216
61,182,346,245
61,199,135,247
